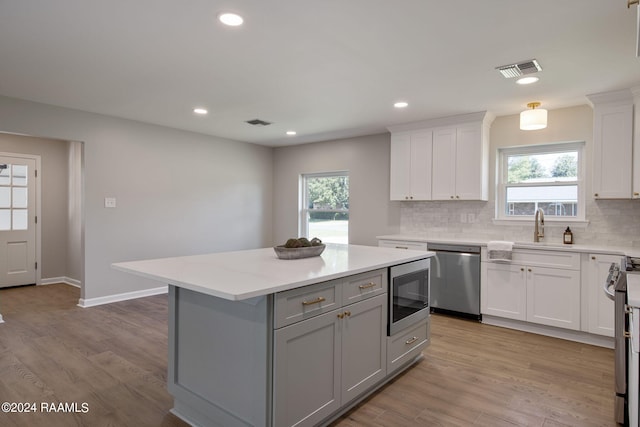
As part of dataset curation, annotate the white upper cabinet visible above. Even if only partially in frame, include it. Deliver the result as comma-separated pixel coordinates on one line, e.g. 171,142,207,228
588,90,634,199
388,112,492,202
432,122,488,201
389,130,432,201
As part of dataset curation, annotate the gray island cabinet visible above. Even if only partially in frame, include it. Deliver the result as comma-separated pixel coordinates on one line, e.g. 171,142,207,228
113,244,433,427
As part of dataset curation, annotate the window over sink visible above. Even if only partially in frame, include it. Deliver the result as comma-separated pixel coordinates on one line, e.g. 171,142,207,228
496,142,585,222
300,172,349,244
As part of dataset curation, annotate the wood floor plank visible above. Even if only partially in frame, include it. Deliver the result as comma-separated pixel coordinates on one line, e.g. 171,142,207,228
0,284,617,426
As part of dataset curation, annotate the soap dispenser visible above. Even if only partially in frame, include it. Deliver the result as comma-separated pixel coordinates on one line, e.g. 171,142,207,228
563,227,573,244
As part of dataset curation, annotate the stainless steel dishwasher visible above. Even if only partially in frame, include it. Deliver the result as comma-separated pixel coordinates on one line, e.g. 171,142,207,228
427,243,481,320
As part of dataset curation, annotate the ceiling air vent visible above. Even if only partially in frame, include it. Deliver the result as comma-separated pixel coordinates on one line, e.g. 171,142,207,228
496,59,542,78
245,119,272,126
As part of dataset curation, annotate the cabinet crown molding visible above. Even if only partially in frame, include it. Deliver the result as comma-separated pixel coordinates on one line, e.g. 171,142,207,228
586,89,633,106
387,111,494,133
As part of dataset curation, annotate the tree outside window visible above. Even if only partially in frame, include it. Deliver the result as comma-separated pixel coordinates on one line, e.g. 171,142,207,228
498,142,584,220
300,173,349,244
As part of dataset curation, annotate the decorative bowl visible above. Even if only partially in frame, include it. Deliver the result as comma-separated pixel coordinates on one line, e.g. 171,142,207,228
273,244,326,260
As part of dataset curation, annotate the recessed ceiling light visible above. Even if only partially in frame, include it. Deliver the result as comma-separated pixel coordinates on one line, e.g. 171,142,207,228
286,131,297,136
219,13,244,26
516,76,540,85
394,101,408,108
193,108,208,115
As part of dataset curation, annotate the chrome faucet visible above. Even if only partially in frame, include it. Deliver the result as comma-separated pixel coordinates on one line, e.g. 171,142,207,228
534,208,544,242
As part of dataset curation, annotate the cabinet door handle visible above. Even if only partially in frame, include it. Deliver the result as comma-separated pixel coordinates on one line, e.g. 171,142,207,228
344,311,351,317
302,296,326,306
520,267,525,272
528,268,532,272
337,313,344,319
594,193,599,197
634,192,639,196
359,282,377,290
455,195,460,199
405,336,418,345
395,246,409,249
592,256,596,260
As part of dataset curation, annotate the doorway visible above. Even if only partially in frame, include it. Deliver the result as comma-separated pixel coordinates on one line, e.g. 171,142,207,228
0,153,40,287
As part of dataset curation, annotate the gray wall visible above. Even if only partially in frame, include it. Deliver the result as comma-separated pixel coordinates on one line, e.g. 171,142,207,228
0,133,71,280
0,96,273,300
273,133,400,246
67,141,83,283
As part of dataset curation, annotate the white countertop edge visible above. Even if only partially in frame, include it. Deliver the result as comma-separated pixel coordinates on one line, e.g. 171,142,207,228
112,244,434,301
377,234,639,256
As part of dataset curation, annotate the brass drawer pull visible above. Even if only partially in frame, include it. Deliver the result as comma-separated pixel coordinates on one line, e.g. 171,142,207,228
358,282,377,290
405,336,418,345
395,246,409,249
302,296,326,306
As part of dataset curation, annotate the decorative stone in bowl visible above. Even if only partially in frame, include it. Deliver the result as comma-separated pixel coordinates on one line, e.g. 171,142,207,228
273,244,326,260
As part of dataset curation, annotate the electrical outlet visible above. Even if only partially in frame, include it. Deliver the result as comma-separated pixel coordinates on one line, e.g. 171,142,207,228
104,197,117,208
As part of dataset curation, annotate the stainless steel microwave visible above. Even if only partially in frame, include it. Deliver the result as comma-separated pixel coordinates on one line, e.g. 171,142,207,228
388,258,430,336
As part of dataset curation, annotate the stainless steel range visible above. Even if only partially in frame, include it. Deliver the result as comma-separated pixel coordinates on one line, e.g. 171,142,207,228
605,256,640,425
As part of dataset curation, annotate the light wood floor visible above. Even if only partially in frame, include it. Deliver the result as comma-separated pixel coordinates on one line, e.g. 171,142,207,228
0,284,615,427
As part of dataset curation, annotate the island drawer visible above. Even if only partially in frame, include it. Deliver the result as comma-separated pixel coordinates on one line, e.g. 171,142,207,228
342,268,387,305
274,279,342,329
387,318,429,374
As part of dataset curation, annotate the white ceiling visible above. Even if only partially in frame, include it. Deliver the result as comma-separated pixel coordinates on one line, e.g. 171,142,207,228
1,1,639,147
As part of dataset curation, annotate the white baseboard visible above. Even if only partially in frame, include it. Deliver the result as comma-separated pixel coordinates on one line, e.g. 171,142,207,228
78,286,168,308
482,315,614,349
40,276,81,288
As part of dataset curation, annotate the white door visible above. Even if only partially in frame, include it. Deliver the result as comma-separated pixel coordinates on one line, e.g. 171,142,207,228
526,266,581,330
481,262,527,321
587,254,619,336
389,133,412,200
455,124,482,200
0,155,37,287
431,127,457,200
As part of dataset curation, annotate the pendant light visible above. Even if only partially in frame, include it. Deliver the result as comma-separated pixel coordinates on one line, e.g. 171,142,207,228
520,102,547,130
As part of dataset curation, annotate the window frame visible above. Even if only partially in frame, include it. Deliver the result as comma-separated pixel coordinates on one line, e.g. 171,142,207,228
495,141,586,224
299,171,349,243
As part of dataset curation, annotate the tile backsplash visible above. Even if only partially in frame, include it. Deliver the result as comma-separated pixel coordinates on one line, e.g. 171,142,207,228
400,199,640,248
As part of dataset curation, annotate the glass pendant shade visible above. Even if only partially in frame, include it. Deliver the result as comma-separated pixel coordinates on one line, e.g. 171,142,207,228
520,102,547,130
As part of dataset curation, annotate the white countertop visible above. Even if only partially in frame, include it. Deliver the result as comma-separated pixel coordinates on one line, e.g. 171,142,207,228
377,234,640,257
112,244,433,301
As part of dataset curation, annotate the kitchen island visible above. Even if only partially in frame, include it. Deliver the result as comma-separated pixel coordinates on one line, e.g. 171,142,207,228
113,244,433,427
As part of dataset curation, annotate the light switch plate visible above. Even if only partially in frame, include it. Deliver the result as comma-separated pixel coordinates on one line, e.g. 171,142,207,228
104,197,116,208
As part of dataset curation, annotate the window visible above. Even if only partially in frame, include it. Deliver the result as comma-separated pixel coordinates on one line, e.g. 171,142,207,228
497,142,585,221
0,163,29,231
300,172,349,244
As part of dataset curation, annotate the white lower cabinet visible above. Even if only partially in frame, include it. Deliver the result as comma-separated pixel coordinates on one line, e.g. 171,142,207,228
482,250,581,330
527,266,581,330
273,293,387,427
481,263,527,321
584,253,621,337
